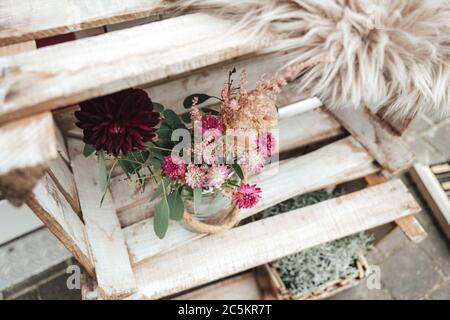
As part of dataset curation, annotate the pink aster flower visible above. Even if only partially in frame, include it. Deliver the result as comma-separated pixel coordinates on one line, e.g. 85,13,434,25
233,184,261,209
239,150,265,174
202,115,225,139
206,165,229,188
162,155,186,180
184,164,206,189
257,131,276,157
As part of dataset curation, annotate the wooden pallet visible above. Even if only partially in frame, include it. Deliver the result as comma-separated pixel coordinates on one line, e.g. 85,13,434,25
410,163,450,239
0,6,426,300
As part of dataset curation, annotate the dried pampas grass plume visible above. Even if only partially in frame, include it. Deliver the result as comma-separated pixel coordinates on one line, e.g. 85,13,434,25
160,0,450,121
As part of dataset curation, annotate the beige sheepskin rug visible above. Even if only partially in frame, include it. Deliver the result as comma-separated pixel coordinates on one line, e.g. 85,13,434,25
160,0,450,121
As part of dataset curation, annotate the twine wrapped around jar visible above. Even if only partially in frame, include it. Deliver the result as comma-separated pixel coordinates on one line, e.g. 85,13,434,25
181,171,248,234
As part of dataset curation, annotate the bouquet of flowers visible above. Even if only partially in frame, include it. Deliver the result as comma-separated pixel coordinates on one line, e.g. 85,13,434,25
75,57,332,238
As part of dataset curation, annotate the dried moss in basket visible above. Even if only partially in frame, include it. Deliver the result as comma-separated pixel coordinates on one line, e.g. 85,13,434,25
259,190,372,294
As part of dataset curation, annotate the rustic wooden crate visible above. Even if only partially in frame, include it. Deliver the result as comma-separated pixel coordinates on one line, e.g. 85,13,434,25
0,5,427,300
410,162,450,239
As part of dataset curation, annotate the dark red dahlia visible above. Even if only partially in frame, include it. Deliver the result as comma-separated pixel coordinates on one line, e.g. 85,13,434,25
75,89,160,156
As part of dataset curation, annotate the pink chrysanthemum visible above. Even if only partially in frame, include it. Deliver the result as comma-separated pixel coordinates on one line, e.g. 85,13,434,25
202,115,225,139
184,164,206,189
257,131,276,157
233,184,261,209
206,165,229,188
239,151,265,174
162,155,186,180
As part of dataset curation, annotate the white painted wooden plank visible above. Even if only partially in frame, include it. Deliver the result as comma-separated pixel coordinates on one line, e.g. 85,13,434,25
52,49,304,136
124,137,378,264
173,272,262,300
47,124,79,214
117,201,155,228
0,0,165,46
0,41,36,56
410,163,450,239
330,107,415,175
47,154,80,215
278,108,343,153
67,138,136,299
0,14,265,125
0,112,57,205
0,112,56,177
109,175,155,214
365,173,427,243
129,179,420,299
53,123,70,164
143,49,308,115
278,97,322,119
25,172,94,276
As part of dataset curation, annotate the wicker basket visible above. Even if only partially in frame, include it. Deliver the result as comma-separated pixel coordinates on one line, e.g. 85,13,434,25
256,253,370,300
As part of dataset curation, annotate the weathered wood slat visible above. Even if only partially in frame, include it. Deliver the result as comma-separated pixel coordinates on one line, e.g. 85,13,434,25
0,0,165,46
0,13,265,125
80,270,263,301
46,124,80,215
128,179,420,299
330,107,415,175
25,172,94,277
0,112,57,205
410,163,450,239
54,48,321,137
431,163,450,175
110,175,156,214
54,122,70,164
143,49,308,115
365,173,426,243
124,136,379,265
47,154,80,215
278,108,343,153
0,41,36,56
68,138,136,299
173,272,263,300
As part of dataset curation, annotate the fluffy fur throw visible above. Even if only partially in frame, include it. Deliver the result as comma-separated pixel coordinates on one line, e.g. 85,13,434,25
160,0,450,120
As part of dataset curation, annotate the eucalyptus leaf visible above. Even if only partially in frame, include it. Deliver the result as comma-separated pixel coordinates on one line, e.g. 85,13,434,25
193,188,202,213
148,157,162,169
128,150,148,165
83,144,95,157
167,190,184,221
151,177,171,201
232,164,245,180
118,159,136,178
151,148,166,161
154,197,170,239
157,123,173,139
98,150,109,207
98,150,108,193
183,93,212,109
163,109,184,129
180,112,191,123
153,102,164,113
